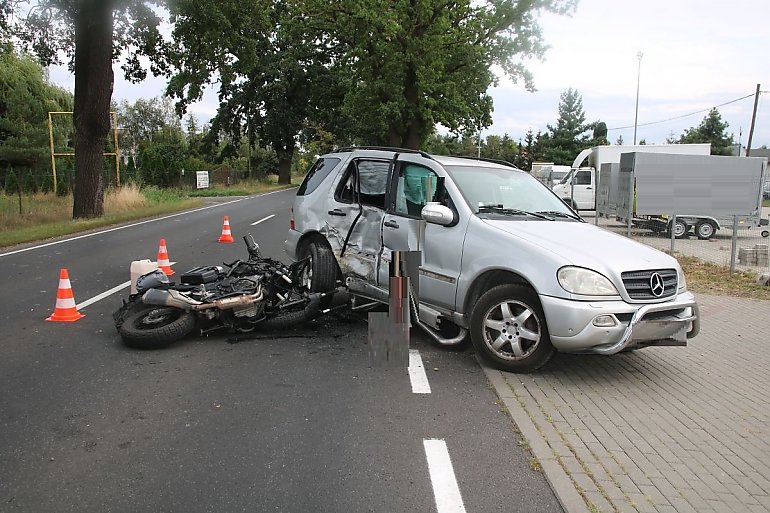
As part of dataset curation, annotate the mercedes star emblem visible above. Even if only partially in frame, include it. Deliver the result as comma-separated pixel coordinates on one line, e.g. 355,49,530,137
649,272,665,297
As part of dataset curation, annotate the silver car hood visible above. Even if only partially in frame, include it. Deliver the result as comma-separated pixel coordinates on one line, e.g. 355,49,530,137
483,219,679,271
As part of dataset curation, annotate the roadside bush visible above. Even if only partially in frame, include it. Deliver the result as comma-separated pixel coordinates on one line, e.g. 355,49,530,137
22,169,38,194
4,168,18,195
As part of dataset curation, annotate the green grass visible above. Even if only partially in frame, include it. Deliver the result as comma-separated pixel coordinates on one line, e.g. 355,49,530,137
0,177,300,249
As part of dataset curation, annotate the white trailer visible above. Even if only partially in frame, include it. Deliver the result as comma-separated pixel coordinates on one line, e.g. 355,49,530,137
615,152,769,239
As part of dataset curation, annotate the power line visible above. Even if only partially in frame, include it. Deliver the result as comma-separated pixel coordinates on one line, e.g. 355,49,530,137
606,91,765,131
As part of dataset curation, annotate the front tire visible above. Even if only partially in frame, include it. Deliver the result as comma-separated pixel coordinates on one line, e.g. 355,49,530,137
668,219,689,239
470,285,555,373
119,306,196,349
258,241,337,330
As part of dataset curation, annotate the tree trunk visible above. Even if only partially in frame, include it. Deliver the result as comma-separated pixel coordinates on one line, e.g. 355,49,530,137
276,146,294,185
72,0,114,219
402,64,422,150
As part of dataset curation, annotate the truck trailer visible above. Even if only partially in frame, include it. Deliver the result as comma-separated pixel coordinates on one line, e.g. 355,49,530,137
615,152,768,239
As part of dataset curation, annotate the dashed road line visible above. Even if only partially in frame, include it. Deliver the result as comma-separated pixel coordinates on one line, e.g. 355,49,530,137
408,349,431,393
77,281,131,310
251,214,276,225
423,439,467,513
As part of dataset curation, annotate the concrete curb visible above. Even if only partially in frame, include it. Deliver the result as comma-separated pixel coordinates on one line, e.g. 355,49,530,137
481,363,589,513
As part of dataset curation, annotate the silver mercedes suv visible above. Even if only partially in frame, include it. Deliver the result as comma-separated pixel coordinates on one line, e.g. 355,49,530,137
285,147,700,372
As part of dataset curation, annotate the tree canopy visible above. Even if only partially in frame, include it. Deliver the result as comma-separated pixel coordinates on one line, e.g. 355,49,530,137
677,108,733,155
0,47,73,179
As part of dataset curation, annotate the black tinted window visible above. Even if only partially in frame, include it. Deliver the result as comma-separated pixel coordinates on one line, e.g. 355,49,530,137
575,170,592,185
297,157,341,196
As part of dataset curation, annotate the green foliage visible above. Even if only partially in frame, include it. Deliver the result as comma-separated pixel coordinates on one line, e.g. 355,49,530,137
0,48,73,174
677,108,733,155
4,166,18,194
22,169,38,193
139,141,185,187
540,88,591,165
309,0,575,148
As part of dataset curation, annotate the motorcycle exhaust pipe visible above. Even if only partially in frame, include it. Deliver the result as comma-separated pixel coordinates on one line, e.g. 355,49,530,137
142,289,203,310
142,287,263,311
205,289,264,310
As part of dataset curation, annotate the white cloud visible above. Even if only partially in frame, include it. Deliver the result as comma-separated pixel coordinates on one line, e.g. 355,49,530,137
488,0,770,146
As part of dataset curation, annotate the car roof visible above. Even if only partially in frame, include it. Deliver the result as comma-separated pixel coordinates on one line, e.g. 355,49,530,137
322,147,522,171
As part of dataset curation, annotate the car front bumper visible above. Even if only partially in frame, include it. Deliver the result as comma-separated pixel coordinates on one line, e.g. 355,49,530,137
542,291,700,354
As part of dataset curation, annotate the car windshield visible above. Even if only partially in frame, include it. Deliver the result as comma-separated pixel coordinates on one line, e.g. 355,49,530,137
444,165,577,217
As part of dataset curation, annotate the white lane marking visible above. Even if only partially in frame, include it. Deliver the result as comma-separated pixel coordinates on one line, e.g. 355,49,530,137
77,281,130,310
423,439,467,513
251,214,276,226
409,349,431,394
0,187,297,258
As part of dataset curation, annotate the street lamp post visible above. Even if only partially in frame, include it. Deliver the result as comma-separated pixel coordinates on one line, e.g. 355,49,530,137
633,51,643,145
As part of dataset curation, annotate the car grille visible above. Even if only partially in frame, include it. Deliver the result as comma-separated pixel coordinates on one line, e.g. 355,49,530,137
621,269,678,300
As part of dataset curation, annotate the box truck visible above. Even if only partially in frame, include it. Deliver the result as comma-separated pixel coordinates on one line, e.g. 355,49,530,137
552,144,712,210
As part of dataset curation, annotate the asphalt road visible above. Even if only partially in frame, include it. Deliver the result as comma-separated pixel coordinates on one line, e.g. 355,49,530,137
0,189,562,513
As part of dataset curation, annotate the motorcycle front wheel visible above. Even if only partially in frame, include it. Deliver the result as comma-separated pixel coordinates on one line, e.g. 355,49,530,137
118,305,196,349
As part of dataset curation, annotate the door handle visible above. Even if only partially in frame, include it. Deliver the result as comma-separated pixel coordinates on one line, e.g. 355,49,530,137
384,220,399,229
586,187,592,190
328,209,346,216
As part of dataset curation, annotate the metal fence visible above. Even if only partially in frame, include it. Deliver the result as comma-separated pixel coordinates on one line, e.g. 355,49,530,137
586,209,770,276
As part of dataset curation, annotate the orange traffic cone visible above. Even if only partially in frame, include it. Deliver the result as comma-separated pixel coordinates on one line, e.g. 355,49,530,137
156,238,175,276
46,268,85,322
218,215,235,243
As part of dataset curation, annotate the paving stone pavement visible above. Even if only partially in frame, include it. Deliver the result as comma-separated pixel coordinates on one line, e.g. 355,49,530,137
484,293,770,513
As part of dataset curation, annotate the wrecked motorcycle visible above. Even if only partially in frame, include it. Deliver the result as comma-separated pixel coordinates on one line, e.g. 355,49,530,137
114,235,334,349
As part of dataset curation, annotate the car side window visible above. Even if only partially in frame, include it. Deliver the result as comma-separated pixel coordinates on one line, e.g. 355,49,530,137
297,157,341,196
575,170,592,185
394,164,439,218
336,159,389,209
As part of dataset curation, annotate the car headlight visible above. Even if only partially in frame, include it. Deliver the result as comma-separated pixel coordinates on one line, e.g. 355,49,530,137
557,267,619,296
678,270,687,292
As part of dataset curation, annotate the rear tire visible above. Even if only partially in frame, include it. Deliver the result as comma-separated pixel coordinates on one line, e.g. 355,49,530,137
695,221,716,240
469,285,555,373
119,306,196,349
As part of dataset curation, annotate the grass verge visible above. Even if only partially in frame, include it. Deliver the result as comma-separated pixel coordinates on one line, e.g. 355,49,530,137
676,255,770,300
0,179,297,249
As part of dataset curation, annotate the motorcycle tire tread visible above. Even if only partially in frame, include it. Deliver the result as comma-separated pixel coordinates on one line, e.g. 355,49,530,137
118,306,196,350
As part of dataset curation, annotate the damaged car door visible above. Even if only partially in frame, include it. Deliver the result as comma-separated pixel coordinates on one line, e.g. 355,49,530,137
324,158,391,285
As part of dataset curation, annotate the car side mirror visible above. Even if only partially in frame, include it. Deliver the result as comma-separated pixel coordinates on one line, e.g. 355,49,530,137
421,202,455,226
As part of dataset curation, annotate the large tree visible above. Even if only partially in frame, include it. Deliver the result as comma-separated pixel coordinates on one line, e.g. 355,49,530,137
540,87,590,165
307,0,575,149
11,0,165,218
678,108,733,155
167,0,347,185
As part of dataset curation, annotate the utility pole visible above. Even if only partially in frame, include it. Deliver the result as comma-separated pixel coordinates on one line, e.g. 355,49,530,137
745,83,760,157
633,51,643,145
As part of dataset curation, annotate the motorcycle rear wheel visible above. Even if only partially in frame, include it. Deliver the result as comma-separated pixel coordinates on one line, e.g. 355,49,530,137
119,305,196,349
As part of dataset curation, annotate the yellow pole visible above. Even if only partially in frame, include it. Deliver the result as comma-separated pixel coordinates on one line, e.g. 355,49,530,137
48,112,57,194
112,111,120,186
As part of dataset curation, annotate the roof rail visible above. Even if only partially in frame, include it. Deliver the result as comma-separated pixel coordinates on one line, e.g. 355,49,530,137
446,155,519,169
333,146,434,159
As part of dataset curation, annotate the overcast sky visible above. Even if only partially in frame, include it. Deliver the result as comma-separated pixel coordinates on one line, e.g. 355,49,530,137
49,0,770,149
488,0,770,148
